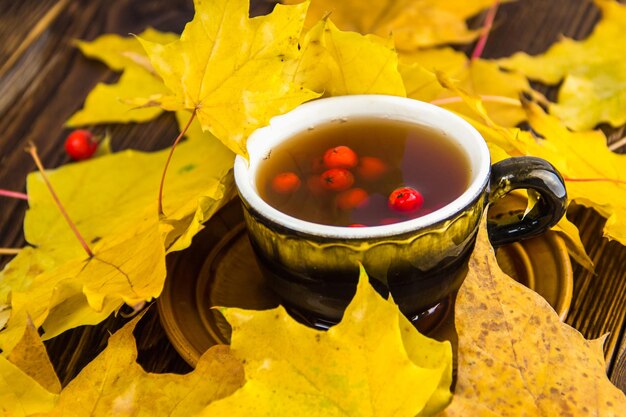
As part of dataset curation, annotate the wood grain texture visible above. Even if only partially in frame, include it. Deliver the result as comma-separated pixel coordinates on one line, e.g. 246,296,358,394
0,0,624,393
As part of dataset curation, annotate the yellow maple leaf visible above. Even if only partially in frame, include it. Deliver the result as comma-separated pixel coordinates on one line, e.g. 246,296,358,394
499,0,626,130
68,28,178,126
0,137,234,353
439,214,626,416
67,67,170,126
288,18,406,97
0,321,59,416
552,216,594,272
38,314,244,417
432,74,596,267
523,101,626,245
74,28,177,72
399,48,530,126
139,0,319,157
284,0,499,50
200,266,452,417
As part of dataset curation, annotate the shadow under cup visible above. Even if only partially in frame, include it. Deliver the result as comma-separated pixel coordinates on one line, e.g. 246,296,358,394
234,96,567,330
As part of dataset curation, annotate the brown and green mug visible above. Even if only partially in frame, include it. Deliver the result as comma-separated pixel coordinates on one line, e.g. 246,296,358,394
234,95,567,329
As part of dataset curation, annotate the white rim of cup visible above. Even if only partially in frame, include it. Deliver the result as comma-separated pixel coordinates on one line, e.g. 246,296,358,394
234,95,490,239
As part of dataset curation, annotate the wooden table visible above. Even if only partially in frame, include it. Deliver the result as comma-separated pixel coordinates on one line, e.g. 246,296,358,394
1,0,625,392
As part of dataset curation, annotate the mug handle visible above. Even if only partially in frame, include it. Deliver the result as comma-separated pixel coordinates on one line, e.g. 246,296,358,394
487,156,567,246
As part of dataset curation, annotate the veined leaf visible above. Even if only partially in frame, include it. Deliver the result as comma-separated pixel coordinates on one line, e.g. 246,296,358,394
440,214,625,416
40,314,244,417
0,138,233,353
68,28,178,127
201,266,452,417
284,0,500,50
289,18,406,97
400,48,530,126
500,0,626,130
139,0,319,157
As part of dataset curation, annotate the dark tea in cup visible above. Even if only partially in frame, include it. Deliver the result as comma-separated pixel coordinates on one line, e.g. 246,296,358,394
255,118,471,228
234,95,567,330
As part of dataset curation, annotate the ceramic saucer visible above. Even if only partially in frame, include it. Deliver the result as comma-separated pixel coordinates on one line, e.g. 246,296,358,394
158,197,573,366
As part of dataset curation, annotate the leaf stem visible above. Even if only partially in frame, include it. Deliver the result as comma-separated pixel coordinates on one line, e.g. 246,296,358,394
563,176,626,185
431,95,520,107
0,248,21,256
158,109,197,216
471,2,500,61
608,135,626,152
25,142,94,258
0,189,28,200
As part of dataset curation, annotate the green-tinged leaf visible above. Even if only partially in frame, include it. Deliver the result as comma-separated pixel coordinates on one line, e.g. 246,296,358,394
0,137,233,353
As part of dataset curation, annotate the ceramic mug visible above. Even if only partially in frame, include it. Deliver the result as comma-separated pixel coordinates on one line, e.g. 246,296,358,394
234,95,567,328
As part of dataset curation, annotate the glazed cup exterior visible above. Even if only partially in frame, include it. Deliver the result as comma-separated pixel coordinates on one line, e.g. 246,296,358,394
234,95,566,325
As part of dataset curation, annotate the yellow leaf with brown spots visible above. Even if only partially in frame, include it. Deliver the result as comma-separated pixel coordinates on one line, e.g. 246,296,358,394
438,215,626,416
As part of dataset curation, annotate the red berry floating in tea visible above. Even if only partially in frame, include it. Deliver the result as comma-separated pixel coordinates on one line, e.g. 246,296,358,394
311,157,325,174
255,118,470,228
388,187,424,213
357,156,387,181
65,129,98,161
323,145,358,169
271,172,301,194
306,175,327,196
321,168,354,191
336,188,369,210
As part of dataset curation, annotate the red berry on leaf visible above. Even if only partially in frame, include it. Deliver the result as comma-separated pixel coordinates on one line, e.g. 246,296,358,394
323,146,358,169
271,172,301,194
336,188,369,210
357,156,388,181
65,130,98,161
388,187,424,213
320,168,354,191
